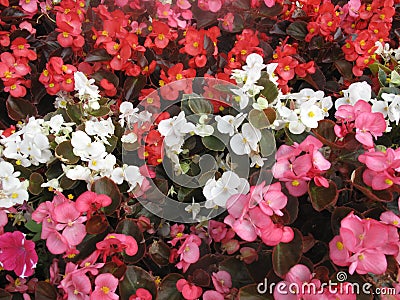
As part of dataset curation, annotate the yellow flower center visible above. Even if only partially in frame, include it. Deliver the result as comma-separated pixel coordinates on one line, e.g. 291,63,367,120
385,178,393,185
291,180,300,186
336,241,344,250
101,286,110,294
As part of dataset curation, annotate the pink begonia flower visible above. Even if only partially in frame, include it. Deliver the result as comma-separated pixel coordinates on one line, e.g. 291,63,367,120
0,231,38,278
211,271,232,294
218,13,234,31
19,21,36,34
176,279,202,300
65,272,91,300
347,0,361,17
0,210,8,234
203,290,224,300
75,191,112,216
380,211,400,228
129,288,152,300
239,247,258,264
273,136,330,197
208,0,223,12
176,0,191,9
354,112,386,148
264,0,276,7
91,273,119,300
329,212,399,275
208,220,228,242
96,233,139,261
176,235,201,272
53,201,87,246
19,0,38,13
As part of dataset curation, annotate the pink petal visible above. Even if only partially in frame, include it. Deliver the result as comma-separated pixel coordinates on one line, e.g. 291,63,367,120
232,219,257,242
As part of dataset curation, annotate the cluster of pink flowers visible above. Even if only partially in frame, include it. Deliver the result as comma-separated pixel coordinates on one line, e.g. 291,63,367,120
224,182,294,246
272,136,331,197
329,212,399,275
358,148,400,190
335,100,387,148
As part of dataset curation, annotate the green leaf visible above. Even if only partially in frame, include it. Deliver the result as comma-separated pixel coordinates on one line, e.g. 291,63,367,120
378,68,387,86
25,219,42,233
66,103,84,124
6,96,37,121
116,219,146,264
308,180,338,212
28,172,44,195
249,109,270,129
188,97,213,114
202,135,225,151
91,177,122,215
87,106,110,117
259,78,279,103
105,135,118,153
180,162,190,174
272,228,303,277
390,70,400,86
286,21,308,40
55,140,80,164
259,129,276,157
369,62,392,75
119,266,157,300
158,274,185,300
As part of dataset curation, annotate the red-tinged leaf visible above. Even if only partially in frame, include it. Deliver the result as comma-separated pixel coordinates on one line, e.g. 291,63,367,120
220,257,253,287
272,228,303,277
352,167,393,202
0,289,12,300
123,76,146,101
303,67,326,90
331,206,354,235
55,140,80,164
85,48,112,62
239,284,273,299
119,266,157,300
91,69,119,87
6,96,37,121
308,180,338,212
115,219,145,264
335,60,353,80
86,214,109,234
258,3,283,17
101,261,127,280
35,281,57,300
158,274,185,300
149,240,171,266
192,269,210,287
91,177,122,215
312,119,340,148
286,21,308,40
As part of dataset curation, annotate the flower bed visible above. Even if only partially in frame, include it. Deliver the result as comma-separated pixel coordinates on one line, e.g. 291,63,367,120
0,0,399,299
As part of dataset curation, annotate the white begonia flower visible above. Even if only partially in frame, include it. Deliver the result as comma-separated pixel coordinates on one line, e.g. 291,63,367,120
71,131,106,161
74,71,100,100
0,161,29,208
321,97,333,116
266,62,279,85
203,171,249,208
335,81,371,109
371,99,389,118
388,97,400,125
41,178,62,192
19,133,52,165
215,113,246,136
250,151,266,167
124,165,145,192
119,102,139,127
299,100,323,129
47,115,65,133
121,132,138,144
194,115,214,137
231,88,250,109
54,91,71,108
158,111,195,147
230,123,261,155
88,153,116,177
185,197,201,220
63,165,92,182
111,167,125,185
252,97,269,110
85,118,115,144
288,120,306,134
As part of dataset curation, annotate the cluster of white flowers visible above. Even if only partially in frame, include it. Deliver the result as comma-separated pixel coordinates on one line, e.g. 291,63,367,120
0,161,29,208
203,170,249,208
271,89,333,134
231,53,278,100
43,115,74,144
74,71,101,111
375,41,400,62
158,111,196,174
1,117,52,167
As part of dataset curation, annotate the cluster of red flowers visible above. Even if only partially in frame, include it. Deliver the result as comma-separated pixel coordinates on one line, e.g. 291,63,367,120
38,57,76,95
